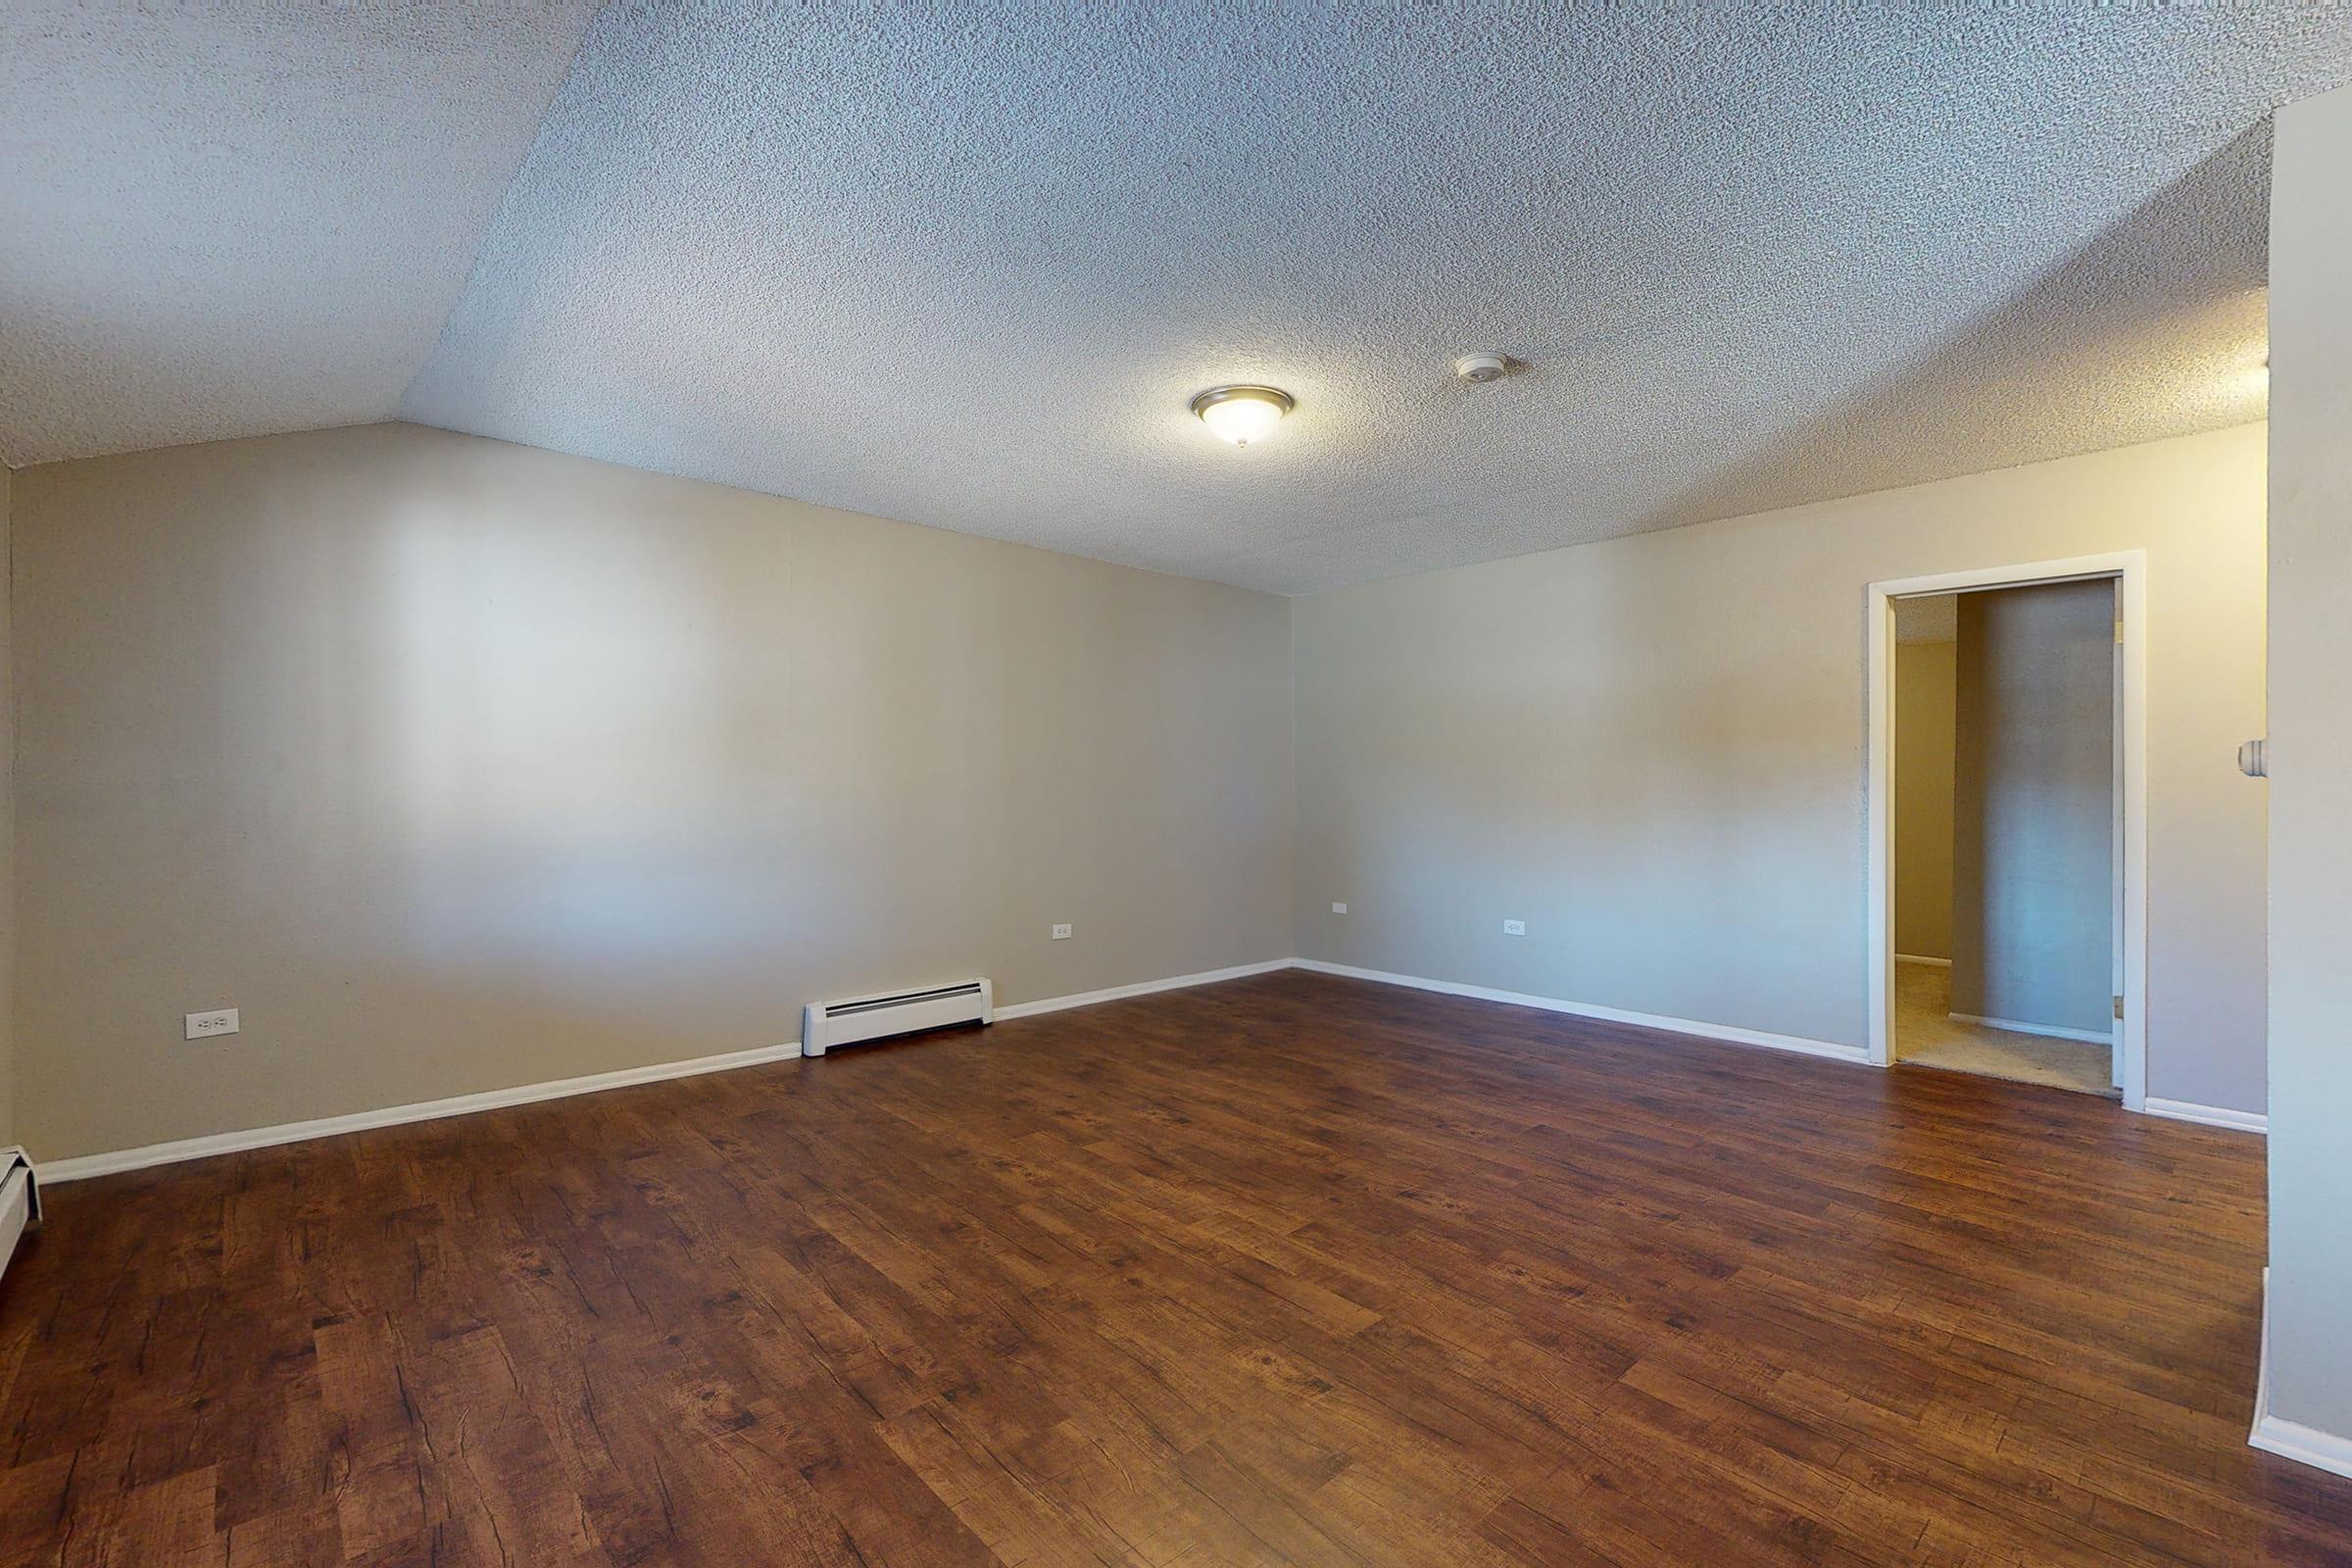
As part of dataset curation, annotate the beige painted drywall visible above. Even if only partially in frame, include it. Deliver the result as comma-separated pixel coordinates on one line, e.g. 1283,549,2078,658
2266,82,2352,1445
0,464,13,1147
1892,638,1954,962
1295,421,2268,1113
11,423,1295,1161
1950,581,2115,1037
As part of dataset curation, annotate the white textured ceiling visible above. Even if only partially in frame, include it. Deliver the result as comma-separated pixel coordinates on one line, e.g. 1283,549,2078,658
0,1,597,466
8,6,2349,594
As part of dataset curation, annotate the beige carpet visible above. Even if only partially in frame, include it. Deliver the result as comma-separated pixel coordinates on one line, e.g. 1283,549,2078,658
1894,960,2117,1097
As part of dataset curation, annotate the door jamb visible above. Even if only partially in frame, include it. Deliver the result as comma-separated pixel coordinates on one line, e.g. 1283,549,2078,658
1865,551,2148,1110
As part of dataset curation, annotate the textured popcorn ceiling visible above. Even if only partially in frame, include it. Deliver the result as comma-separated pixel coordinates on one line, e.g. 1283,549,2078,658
0,2,597,466
9,6,2350,594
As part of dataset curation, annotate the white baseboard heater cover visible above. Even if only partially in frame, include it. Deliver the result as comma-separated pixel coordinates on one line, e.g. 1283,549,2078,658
0,1147,44,1287
803,978,993,1056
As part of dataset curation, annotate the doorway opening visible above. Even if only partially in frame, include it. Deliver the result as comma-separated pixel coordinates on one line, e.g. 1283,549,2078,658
1867,554,2146,1108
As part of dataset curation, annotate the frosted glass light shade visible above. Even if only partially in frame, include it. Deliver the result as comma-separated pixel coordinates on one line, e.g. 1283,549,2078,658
1190,385,1293,446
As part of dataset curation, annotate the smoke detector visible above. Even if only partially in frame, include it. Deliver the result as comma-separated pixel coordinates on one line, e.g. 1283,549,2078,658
1454,353,1508,384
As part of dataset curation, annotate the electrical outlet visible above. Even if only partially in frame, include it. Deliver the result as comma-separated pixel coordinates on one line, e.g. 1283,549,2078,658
1331,902,1348,914
1051,923,1073,940
185,1007,239,1040
1502,919,1526,936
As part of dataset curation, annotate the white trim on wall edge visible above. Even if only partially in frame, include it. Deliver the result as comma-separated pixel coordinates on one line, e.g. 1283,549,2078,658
2142,1097,2269,1135
2251,1267,2352,1481
38,1038,808,1184
40,957,1294,1185
34,956,2255,1186
1948,1011,2117,1046
1866,551,2149,1110
993,958,1293,1020
2250,1411,2352,1479
1290,958,1869,1064
1893,954,1952,967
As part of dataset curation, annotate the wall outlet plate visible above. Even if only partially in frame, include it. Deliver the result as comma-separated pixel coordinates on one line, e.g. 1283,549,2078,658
1331,902,1348,914
185,1007,239,1040
1502,919,1526,936
1051,923,1073,940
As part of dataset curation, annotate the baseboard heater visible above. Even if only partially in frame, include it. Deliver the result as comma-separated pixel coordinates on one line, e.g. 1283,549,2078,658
803,978,993,1056
0,1147,44,1287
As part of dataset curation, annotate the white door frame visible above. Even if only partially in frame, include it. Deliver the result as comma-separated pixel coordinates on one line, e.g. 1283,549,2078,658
1865,551,2148,1110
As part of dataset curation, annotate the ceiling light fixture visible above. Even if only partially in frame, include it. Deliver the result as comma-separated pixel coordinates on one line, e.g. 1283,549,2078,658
1190,384,1294,446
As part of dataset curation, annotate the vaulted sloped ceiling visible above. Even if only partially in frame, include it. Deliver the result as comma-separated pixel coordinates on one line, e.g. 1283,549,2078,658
0,2,599,466
5,4,2348,594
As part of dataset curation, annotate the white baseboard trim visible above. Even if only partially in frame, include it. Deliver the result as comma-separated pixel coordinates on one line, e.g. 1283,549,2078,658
47,956,2230,1185
1291,958,1869,1065
1948,1011,2116,1046
39,1037,809,1184
39,957,1297,1186
2142,1097,2269,1135
993,958,1293,1021
2250,1267,2352,1481
1893,953,1952,968
2250,1414,2352,1480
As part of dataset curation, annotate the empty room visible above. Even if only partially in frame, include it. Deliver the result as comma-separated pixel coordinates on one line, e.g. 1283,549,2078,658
3,5,2351,1565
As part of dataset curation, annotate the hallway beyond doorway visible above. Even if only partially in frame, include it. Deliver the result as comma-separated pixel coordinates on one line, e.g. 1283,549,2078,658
1894,958,2115,1096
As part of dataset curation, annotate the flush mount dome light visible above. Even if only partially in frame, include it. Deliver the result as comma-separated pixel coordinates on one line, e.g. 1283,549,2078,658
1190,384,1294,446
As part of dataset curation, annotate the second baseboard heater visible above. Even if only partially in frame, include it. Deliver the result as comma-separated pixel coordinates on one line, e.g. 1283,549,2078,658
803,978,993,1056
0,1147,43,1287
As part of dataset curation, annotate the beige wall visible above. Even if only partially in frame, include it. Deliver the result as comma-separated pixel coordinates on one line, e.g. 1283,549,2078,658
1294,422,2268,1112
1892,638,1954,961
0,464,12,1147
2266,83,2352,1444
0,416,2281,1158
1950,581,2116,1037
11,423,1295,1161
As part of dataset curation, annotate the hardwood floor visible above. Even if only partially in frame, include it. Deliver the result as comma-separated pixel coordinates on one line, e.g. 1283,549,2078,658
0,969,2344,1566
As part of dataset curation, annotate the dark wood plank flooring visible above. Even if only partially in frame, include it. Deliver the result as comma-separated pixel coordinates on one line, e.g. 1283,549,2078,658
1,969,2345,1566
